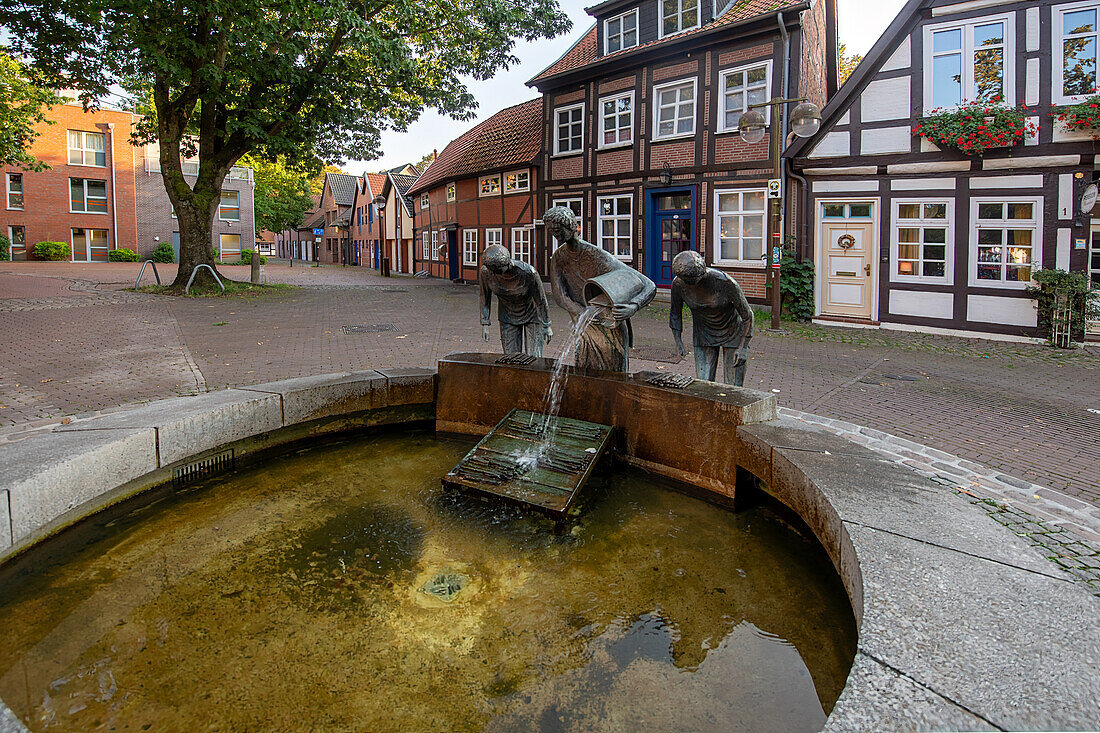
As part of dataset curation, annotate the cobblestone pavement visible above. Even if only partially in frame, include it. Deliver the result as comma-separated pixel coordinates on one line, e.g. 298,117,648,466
1,261,1098,540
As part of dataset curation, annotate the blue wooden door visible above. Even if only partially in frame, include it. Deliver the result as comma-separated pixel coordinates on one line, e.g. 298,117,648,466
646,189,695,287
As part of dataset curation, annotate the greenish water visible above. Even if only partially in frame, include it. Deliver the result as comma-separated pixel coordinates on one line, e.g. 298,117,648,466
0,430,856,732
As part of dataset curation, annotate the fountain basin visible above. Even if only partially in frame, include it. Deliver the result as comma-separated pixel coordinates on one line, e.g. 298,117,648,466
0,356,1096,731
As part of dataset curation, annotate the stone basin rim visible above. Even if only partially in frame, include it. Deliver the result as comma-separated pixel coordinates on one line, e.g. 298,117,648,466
0,357,1094,733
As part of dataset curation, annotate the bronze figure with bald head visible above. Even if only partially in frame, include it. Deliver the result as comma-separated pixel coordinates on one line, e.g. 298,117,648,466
670,250,753,386
479,243,552,357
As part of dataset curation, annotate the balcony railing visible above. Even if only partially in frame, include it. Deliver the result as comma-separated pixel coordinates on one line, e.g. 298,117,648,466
145,156,253,183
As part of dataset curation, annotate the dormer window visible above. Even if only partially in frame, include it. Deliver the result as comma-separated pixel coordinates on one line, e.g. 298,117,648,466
661,0,699,37
604,8,639,54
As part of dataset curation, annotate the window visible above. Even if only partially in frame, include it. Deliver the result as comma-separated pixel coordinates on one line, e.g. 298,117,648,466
597,194,632,259
925,15,1013,111
512,227,534,265
70,178,108,213
661,0,699,36
486,227,503,252
599,91,634,148
554,103,584,156
719,62,770,132
219,233,242,260
431,230,439,259
447,183,456,202
6,173,23,210
653,79,696,139
421,193,430,209
422,230,431,259
504,170,530,193
892,200,952,283
1056,3,1100,103
463,229,479,265
67,130,106,167
822,203,874,219
970,198,1042,287
479,175,501,196
8,226,26,259
551,197,583,249
604,8,639,53
715,189,766,265
219,190,240,220
71,228,109,262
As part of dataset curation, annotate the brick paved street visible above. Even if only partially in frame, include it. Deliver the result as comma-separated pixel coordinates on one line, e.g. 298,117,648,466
2,261,1098,525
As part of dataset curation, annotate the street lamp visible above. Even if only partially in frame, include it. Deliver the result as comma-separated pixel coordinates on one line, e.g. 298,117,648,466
739,96,821,329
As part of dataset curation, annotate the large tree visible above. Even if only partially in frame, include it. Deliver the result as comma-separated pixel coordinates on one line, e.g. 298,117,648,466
1,1,569,288
0,49,61,171
244,154,317,235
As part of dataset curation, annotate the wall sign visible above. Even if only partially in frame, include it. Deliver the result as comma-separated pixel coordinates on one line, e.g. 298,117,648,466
312,228,325,236
1081,183,1097,216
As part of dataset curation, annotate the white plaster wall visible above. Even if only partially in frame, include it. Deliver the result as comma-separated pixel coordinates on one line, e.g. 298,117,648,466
861,77,911,123
861,126,912,155
808,131,851,158
812,180,881,193
966,295,1038,327
970,175,1043,189
1057,228,1071,270
881,37,912,72
889,290,954,319
892,177,956,191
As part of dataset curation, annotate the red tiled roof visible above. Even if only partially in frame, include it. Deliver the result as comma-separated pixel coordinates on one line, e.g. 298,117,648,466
364,173,387,199
407,99,543,196
530,0,805,85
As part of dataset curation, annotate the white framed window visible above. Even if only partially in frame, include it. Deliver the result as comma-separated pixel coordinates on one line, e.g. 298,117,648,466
718,61,771,132
714,188,767,265
431,229,439,259
924,14,1015,112
421,193,429,209
219,190,240,221
67,130,106,167
485,227,503,252
70,227,109,262
511,227,534,265
891,199,953,284
597,194,633,259
463,229,478,265
661,0,699,37
446,183,456,202
554,103,585,156
504,170,530,193
6,173,23,210
8,226,26,258
599,91,634,148
969,197,1043,288
653,79,696,140
604,8,639,54
1055,1,1100,104
219,233,241,260
69,178,107,214
552,197,583,249
422,230,431,259
479,174,501,196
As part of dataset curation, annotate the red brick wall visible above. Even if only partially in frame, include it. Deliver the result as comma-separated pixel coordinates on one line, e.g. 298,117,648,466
726,268,767,299
649,139,695,168
718,42,774,68
553,89,585,106
596,148,634,176
551,156,583,180
598,76,636,95
652,60,698,82
798,0,830,109
714,135,769,165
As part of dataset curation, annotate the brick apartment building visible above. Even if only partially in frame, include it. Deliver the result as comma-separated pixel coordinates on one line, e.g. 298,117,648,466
1,100,256,262
2,102,139,261
528,0,838,298
407,99,543,281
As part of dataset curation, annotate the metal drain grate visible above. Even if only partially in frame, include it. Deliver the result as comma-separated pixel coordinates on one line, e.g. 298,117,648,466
646,374,695,389
173,449,235,487
342,324,398,334
420,571,468,602
495,353,537,366
632,346,684,364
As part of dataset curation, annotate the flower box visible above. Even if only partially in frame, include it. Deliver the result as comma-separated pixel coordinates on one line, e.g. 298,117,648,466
914,99,1036,156
1051,94,1100,140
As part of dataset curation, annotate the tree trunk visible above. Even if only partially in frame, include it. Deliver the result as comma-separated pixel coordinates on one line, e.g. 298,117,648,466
167,167,231,290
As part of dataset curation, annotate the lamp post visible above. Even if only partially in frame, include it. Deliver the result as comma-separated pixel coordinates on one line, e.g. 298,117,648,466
373,194,388,276
739,98,821,329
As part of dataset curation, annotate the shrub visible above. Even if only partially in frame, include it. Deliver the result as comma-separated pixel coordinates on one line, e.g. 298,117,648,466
1025,269,1098,346
240,249,266,265
108,248,140,262
151,241,175,263
33,241,71,261
0,234,9,262
765,237,816,322
915,99,1037,155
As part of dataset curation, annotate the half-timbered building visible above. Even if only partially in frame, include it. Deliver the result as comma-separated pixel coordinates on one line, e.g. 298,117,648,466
528,0,837,298
787,0,1099,340
407,99,543,281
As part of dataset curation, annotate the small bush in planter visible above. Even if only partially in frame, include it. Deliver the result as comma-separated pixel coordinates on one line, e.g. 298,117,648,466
108,248,140,262
1025,268,1098,346
240,249,266,265
151,241,175,263
915,98,1037,155
33,241,71,261
1051,92,1100,138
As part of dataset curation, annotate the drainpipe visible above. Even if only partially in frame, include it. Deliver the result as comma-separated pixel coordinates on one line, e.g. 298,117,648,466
106,123,119,252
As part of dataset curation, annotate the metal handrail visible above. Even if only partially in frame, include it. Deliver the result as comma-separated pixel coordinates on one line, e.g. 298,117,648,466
184,264,225,295
135,260,161,288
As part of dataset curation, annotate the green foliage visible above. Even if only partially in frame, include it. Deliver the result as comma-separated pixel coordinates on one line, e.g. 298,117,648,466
240,249,266,265
915,100,1036,155
0,234,9,261
0,50,61,170
33,241,70,260
242,154,316,233
766,238,816,321
151,241,175,263
1025,269,1099,345
108,247,140,262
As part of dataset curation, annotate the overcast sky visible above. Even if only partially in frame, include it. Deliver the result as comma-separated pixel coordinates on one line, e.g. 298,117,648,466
352,0,906,174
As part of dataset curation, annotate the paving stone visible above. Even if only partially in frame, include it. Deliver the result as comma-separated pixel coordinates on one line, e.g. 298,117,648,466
0,702,27,733
1034,488,1092,510
996,473,1034,490
848,523,1100,731
930,461,967,476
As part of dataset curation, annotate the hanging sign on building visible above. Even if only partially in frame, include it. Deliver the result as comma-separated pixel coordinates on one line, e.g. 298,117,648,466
312,228,325,236
1081,183,1097,216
